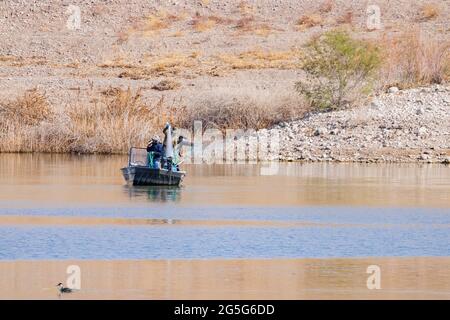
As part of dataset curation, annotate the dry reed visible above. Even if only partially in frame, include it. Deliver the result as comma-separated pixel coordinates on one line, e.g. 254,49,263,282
0,86,308,153
0,88,180,153
378,30,450,88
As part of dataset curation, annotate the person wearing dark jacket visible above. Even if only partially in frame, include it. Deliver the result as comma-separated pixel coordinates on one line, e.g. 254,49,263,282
146,135,163,169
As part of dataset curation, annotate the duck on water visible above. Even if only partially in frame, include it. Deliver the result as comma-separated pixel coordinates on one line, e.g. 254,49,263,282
121,123,190,186
56,283,73,294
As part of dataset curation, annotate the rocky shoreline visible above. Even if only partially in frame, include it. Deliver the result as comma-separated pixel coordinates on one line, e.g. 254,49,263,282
265,85,450,164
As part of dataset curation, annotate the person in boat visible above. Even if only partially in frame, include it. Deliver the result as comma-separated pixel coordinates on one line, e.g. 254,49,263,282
173,135,193,171
146,135,163,169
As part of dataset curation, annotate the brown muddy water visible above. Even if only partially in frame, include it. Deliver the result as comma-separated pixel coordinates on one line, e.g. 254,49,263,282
0,153,449,299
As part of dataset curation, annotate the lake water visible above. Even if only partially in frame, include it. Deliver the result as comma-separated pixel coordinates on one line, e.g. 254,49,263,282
0,153,449,260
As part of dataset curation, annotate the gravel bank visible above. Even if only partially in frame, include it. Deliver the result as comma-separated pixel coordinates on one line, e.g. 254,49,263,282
267,85,450,163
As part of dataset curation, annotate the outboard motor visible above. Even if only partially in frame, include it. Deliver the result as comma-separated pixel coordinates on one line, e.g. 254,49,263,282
163,123,174,170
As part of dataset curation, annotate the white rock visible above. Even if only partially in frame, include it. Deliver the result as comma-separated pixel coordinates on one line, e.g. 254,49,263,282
416,127,428,137
314,127,327,136
370,99,382,109
388,86,399,93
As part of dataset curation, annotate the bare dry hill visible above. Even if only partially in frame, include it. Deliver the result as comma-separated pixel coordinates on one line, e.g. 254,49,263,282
0,0,449,159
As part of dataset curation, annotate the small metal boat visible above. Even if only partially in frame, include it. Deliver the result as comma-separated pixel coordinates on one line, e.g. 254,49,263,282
121,147,185,186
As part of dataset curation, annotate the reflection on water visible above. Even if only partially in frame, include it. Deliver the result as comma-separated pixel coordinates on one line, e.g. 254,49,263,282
0,153,449,260
0,153,449,207
123,185,182,203
1,258,450,299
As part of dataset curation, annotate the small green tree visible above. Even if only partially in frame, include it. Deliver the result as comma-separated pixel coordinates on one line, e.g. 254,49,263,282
296,30,382,110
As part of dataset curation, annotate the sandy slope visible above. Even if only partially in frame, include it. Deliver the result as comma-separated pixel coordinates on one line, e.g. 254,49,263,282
0,0,449,106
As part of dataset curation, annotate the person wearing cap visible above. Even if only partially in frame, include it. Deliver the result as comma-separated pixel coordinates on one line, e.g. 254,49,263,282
146,135,163,169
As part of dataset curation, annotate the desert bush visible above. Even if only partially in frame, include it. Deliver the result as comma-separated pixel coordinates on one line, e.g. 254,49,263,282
116,10,180,43
337,10,353,25
151,53,198,75
218,49,302,70
253,24,272,37
319,0,334,14
152,79,181,91
235,16,254,31
297,14,323,28
190,13,232,32
238,1,253,15
191,16,216,32
144,10,180,31
296,30,381,110
234,16,273,36
418,4,439,21
114,52,200,79
92,4,106,17
170,30,185,37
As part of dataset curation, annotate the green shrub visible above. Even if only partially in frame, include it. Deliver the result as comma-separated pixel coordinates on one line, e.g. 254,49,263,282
296,30,382,110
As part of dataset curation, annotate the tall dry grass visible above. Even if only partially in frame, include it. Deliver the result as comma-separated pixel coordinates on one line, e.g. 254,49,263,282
63,88,158,153
0,89,57,152
0,88,180,153
0,89,52,126
0,86,307,153
177,88,309,131
378,30,450,88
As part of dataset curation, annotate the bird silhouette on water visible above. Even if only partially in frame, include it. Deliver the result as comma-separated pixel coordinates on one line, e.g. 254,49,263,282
56,283,73,294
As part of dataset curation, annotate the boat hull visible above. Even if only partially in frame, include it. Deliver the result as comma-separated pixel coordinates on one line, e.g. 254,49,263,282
121,166,185,186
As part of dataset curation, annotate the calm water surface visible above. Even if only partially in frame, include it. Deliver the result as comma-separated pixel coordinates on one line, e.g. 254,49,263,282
0,154,449,259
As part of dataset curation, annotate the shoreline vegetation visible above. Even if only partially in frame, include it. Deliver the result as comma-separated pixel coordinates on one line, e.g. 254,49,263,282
0,83,448,163
1,81,448,163
1,2,449,162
